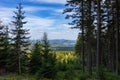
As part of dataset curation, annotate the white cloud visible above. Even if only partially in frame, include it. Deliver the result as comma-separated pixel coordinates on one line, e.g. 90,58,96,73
22,15,56,39
25,16,79,40
47,29,79,40
0,5,79,40
54,9,63,13
0,6,56,23
0,7,14,24
25,16,55,28
28,0,66,4
61,24,72,28
22,6,64,15
30,25,79,40
24,6,55,12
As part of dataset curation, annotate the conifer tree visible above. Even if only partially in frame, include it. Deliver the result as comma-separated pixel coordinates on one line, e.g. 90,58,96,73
29,41,42,74
0,22,10,73
11,3,30,74
0,22,6,69
36,32,56,79
63,0,86,73
64,0,120,78
42,32,50,59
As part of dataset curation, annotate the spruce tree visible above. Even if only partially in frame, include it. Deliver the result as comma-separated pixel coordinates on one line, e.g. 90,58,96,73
36,32,56,79
29,41,42,74
41,32,54,78
42,32,51,59
0,22,11,74
2,26,10,70
0,22,6,70
11,3,30,74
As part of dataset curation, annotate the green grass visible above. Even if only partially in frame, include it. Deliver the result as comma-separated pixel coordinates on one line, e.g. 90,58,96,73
0,74,35,80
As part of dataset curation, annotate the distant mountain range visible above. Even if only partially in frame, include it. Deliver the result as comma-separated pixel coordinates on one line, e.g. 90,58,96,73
49,39,76,47
30,39,76,47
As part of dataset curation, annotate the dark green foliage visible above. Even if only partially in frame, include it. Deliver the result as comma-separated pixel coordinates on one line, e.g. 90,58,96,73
52,47,74,51
29,42,42,74
55,70,89,80
0,0,120,79
75,33,81,56
36,53,56,79
0,23,6,69
21,52,30,73
6,51,18,72
105,72,120,80
36,32,56,79
79,73,89,80
0,23,11,73
64,0,120,79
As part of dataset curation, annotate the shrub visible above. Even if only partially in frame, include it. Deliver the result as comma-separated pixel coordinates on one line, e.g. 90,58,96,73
105,72,120,80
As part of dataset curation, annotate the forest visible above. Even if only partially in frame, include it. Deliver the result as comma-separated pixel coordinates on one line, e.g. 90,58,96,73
0,0,120,80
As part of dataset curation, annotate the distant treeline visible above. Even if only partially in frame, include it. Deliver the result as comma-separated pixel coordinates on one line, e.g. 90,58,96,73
51,47,74,51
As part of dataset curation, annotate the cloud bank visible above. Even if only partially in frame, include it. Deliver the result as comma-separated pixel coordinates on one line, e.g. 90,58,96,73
28,0,66,4
0,1,79,40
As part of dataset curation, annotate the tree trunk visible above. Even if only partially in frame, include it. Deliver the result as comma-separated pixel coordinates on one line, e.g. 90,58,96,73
96,0,101,78
81,0,85,73
115,0,119,75
87,0,92,77
18,51,21,74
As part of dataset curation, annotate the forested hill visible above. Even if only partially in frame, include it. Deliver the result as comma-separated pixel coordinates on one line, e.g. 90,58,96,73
49,39,76,47
30,39,76,51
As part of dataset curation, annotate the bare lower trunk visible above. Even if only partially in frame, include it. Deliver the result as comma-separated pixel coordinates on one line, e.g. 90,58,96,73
115,0,119,75
96,0,101,78
88,0,92,77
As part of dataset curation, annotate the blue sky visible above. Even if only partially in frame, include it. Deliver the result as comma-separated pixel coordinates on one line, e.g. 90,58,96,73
0,0,79,40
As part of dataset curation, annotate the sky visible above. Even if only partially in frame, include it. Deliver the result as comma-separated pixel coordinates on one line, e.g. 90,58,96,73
0,0,79,40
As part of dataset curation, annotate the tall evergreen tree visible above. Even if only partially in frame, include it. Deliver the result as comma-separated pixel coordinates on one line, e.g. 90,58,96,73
63,0,86,73
11,3,30,74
